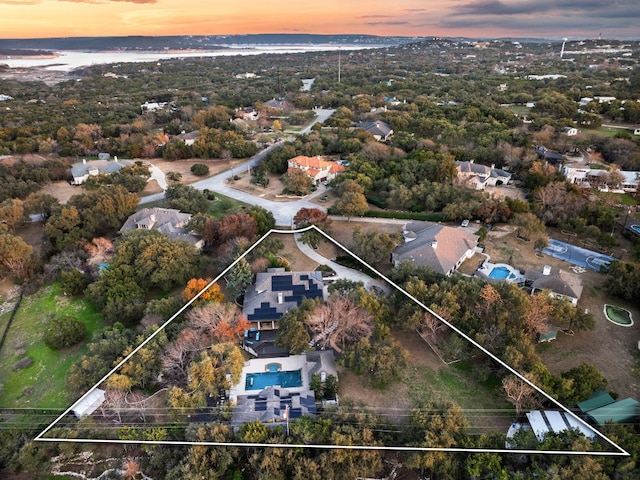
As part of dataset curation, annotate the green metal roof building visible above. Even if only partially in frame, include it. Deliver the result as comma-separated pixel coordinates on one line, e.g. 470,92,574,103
586,398,640,425
577,390,615,414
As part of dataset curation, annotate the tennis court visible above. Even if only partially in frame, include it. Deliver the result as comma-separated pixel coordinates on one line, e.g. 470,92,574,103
542,238,614,271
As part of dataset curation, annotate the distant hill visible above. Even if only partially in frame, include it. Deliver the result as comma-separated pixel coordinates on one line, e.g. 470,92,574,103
0,34,414,52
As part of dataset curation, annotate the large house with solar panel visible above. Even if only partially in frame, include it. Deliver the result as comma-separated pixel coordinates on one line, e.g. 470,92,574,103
242,268,325,330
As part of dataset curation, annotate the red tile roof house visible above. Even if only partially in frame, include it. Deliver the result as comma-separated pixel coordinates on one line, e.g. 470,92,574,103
392,222,479,276
287,155,346,185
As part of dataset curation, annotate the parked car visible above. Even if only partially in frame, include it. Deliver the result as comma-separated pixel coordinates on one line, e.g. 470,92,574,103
461,219,470,227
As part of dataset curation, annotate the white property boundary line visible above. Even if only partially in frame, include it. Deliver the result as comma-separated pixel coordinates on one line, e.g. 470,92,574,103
35,226,630,456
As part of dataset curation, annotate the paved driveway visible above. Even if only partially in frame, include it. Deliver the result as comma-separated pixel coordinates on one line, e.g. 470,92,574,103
294,233,390,294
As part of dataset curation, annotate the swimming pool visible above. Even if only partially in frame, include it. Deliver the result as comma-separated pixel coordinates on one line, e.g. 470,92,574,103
246,369,303,391
488,266,516,280
631,225,640,235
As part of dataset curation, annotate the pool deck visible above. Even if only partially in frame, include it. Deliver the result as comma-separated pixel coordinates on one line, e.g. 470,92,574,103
476,260,525,284
230,355,311,400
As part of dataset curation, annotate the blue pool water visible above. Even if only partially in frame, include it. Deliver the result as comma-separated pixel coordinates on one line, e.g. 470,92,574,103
488,266,515,280
631,225,640,234
246,370,303,390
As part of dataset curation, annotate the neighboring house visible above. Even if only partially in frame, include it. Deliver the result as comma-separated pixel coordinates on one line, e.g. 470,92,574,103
263,97,288,111
72,388,105,419
235,72,258,79
97,152,110,160
524,265,583,306
455,160,511,190
236,107,259,121
629,125,640,136
392,222,479,276
535,145,566,165
71,158,132,185
243,268,325,330
287,155,346,185
140,101,168,113
177,130,199,146
120,207,204,249
562,166,639,193
563,126,579,136
355,120,394,141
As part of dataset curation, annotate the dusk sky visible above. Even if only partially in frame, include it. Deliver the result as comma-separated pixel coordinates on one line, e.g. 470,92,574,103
1,0,639,40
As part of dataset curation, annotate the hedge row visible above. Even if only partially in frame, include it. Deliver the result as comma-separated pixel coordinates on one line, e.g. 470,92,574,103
361,210,446,222
365,195,387,209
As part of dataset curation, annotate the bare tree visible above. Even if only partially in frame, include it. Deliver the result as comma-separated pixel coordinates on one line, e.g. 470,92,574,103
101,389,128,423
161,328,207,385
419,312,444,343
502,374,538,415
306,295,373,351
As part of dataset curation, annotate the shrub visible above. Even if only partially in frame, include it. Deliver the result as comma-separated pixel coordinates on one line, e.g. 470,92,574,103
44,315,86,350
190,163,210,176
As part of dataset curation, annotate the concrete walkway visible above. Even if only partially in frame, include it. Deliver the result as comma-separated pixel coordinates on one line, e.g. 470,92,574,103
294,233,390,295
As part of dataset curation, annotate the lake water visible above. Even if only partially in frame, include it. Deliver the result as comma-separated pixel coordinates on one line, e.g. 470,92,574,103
1,45,383,71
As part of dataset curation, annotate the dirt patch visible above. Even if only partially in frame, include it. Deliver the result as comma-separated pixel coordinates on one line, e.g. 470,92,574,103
227,172,293,202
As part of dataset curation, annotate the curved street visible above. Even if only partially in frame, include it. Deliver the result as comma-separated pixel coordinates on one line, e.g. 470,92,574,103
140,109,336,226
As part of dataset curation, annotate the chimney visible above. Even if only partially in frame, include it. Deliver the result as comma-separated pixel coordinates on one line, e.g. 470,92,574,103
430,240,438,249
277,292,284,304
114,156,118,162
82,159,86,164
491,163,495,170
542,265,551,276
470,159,474,164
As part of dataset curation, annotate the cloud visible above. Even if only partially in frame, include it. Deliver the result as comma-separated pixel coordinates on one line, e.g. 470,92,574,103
0,0,156,4
364,21,410,27
443,0,640,36
356,15,395,19
452,0,639,17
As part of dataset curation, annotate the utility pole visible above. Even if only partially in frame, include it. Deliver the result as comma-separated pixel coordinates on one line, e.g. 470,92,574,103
338,47,341,84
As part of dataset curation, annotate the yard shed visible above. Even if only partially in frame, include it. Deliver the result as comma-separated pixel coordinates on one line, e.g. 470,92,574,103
586,398,640,426
72,388,105,418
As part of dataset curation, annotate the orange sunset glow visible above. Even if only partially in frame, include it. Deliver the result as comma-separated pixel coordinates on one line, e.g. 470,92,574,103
0,0,639,39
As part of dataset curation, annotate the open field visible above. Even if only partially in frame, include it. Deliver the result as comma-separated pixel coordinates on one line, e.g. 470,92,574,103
0,283,104,410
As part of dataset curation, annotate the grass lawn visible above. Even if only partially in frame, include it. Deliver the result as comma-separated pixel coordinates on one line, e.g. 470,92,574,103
585,126,626,138
595,191,638,206
210,192,251,218
505,105,530,116
403,358,514,434
0,283,103,410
